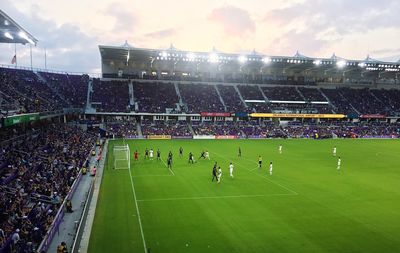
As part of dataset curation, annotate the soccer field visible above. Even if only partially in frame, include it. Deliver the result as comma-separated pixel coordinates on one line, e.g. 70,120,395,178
88,139,400,253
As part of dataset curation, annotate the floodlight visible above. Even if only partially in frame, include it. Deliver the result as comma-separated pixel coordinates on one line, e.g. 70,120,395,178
187,52,196,61
238,55,247,63
358,62,366,68
208,53,219,63
313,60,322,65
161,51,168,58
336,60,346,68
4,32,13,40
262,57,271,63
18,31,34,44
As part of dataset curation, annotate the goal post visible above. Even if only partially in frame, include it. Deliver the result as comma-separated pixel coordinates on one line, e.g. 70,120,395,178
113,144,130,170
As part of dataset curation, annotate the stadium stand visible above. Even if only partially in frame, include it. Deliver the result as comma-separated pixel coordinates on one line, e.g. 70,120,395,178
178,83,225,113
216,85,246,113
0,124,95,252
133,82,179,113
91,79,130,112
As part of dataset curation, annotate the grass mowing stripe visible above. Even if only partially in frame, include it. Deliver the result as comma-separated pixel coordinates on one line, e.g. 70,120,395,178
128,166,147,253
137,193,297,202
207,149,299,195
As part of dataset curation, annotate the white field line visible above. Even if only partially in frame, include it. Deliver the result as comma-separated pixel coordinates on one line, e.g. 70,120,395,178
128,167,147,253
133,174,173,178
160,157,175,175
137,193,296,202
208,149,299,195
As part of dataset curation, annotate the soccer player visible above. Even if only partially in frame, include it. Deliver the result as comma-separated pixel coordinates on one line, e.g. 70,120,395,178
333,146,337,157
179,147,183,157
168,151,173,160
205,150,210,160
212,162,218,182
337,157,341,170
157,149,161,161
134,150,139,161
199,150,206,159
269,162,273,175
229,162,234,178
167,156,172,169
145,148,149,159
238,147,242,157
149,149,154,160
278,144,282,154
188,152,195,164
217,166,222,183
258,155,262,168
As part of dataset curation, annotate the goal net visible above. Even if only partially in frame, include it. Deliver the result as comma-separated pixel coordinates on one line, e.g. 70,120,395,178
113,144,130,170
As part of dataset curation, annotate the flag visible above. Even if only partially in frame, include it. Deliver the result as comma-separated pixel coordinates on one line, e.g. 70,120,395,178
11,55,16,64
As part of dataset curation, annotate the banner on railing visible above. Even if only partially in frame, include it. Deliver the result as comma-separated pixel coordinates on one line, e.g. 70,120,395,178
172,136,193,139
250,113,346,119
200,112,231,117
193,135,215,139
215,135,237,139
146,135,172,139
360,114,386,119
3,113,40,127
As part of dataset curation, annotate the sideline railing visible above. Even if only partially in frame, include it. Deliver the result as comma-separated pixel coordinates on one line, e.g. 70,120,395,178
71,178,96,253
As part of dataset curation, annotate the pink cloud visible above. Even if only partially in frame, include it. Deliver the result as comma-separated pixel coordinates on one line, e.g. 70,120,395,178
208,5,255,37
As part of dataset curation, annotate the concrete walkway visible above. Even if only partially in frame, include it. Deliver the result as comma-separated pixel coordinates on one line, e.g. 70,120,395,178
46,145,103,253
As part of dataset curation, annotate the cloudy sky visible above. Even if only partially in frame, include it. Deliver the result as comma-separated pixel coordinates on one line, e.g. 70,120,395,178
1,0,399,73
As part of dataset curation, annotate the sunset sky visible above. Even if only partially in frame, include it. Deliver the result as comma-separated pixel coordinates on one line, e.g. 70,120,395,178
0,0,399,73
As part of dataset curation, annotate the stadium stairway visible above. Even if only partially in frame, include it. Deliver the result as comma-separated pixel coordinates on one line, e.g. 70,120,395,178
319,88,337,113
137,121,143,138
128,81,135,106
214,85,227,111
295,86,307,101
188,123,195,136
86,78,94,110
234,85,248,109
35,71,71,107
258,85,269,102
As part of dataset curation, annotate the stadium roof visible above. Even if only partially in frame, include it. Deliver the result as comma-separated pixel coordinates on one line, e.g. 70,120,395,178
99,42,400,78
0,9,38,45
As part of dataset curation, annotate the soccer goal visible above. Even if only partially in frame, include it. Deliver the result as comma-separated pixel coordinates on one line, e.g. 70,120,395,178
113,144,130,170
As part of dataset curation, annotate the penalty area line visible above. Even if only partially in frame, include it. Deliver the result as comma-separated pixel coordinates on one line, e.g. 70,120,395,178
137,193,297,202
208,149,299,196
160,157,175,176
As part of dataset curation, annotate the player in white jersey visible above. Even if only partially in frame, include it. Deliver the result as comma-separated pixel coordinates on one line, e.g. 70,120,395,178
205,151,210,160
217,167,222,183
149,149,154,160
278,145,282,154
229,162,234,178
333,146,337,156
337,157,341,170
269,162,273,175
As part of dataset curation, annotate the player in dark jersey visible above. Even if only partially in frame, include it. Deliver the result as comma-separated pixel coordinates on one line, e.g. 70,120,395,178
199,150,206,159
188,152,194,164
157,149,161,161
145,148,149,159
238,147,241,157
212,162,218,182
179,147,183,157
167,156,172,169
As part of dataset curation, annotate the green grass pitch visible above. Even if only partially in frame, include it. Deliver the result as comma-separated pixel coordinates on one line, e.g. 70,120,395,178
88,139,400,253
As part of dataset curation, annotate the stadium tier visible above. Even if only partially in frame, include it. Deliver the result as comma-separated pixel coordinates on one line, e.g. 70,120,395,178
2,67,400,117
